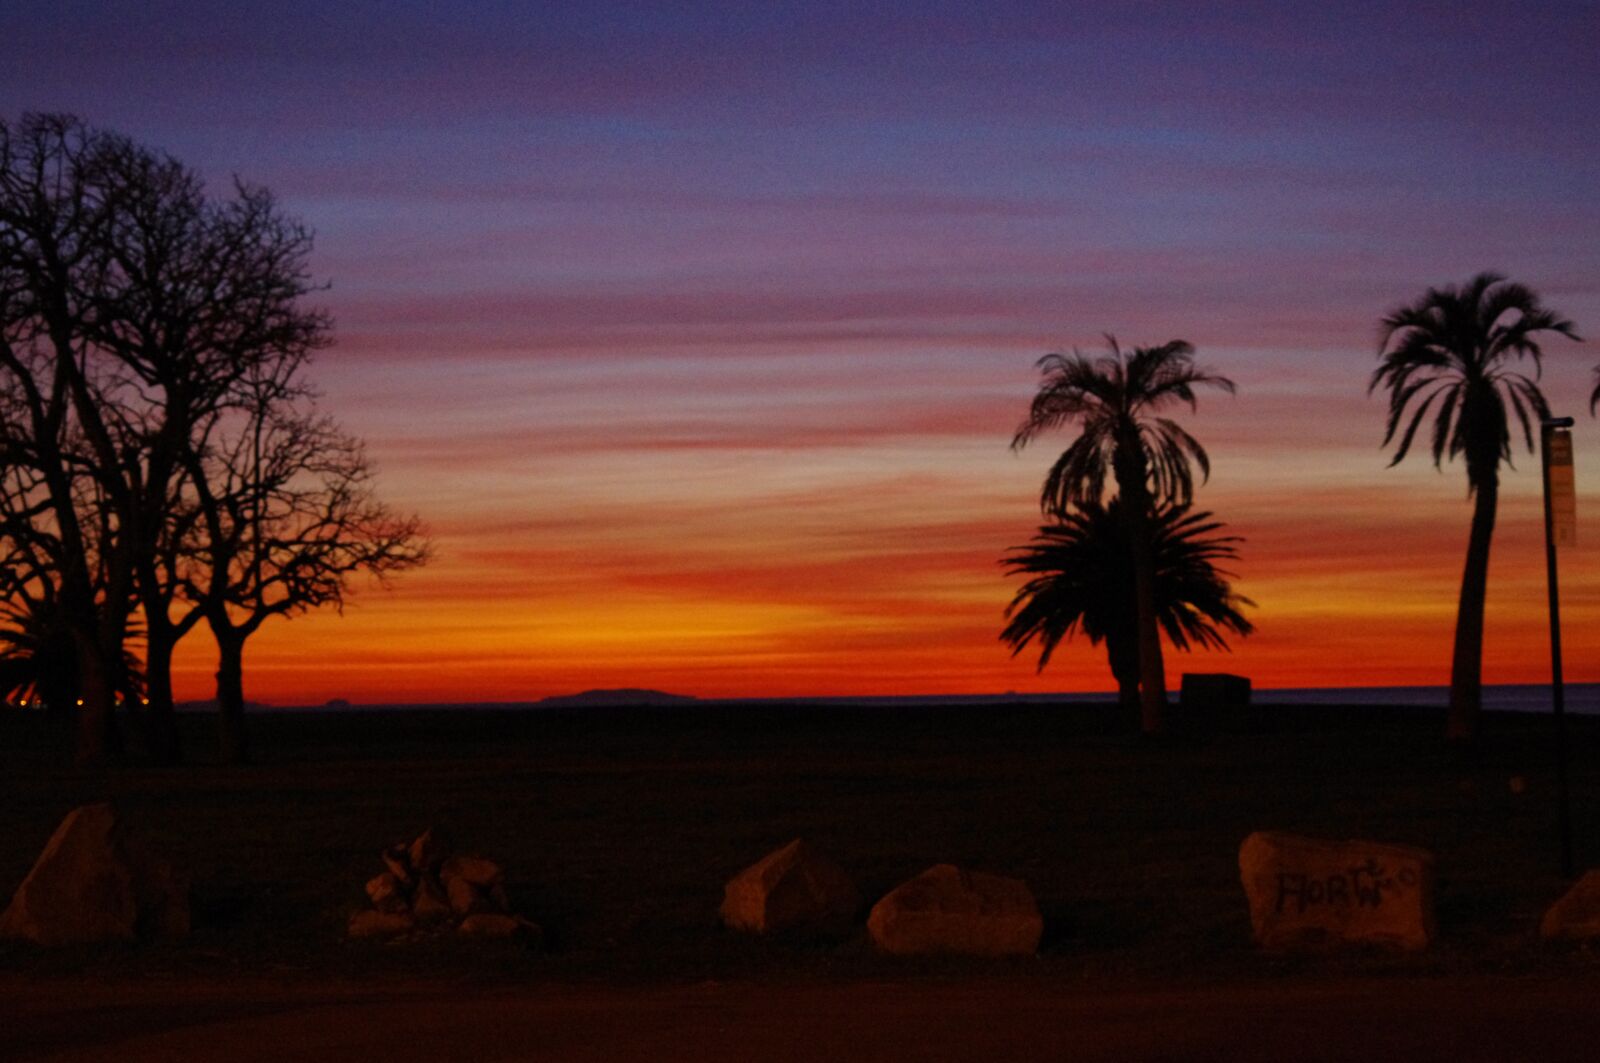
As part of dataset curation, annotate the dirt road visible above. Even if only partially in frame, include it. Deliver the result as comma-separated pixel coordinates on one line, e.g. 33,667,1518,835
7,976,1600,1062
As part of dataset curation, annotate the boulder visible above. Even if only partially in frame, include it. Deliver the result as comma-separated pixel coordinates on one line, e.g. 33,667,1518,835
347,909,415,939
458,912,539,941
1540,870,1600,940
381,846,414,887
721,839,859,935
412,876,453,923
366,872,409,914
487,882,511,912
867,864,1042,957
441,854,504,888
407,828,449,874
0,803,189,946
445,874,490,916
1239,831,1435,951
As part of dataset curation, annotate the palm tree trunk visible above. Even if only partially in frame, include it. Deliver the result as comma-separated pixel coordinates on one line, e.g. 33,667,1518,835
1105,632,1141,730
1114,443,1168,736
1447,474,1498,743
1130,521,1169,735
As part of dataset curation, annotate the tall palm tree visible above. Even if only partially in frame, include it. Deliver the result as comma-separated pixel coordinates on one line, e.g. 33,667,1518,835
1001,500,1254,720
1011,337,1234,734
1371,272,1580,743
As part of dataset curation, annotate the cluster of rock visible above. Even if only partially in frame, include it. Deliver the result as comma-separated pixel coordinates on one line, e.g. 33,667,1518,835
729,830,1450,958
15,804,1600,958
348,828,538,943
0,803,188,947
720,839,1043,957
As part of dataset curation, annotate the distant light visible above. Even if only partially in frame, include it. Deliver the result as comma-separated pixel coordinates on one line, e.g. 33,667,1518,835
76,699,84,706
142,698,150,706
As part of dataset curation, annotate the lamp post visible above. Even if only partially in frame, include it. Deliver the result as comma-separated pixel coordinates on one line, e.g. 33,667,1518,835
1541,416,1575,878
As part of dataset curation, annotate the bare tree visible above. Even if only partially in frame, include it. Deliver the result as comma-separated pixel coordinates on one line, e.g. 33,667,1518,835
185,379,428,762
0,116,130,765
0,114,328,764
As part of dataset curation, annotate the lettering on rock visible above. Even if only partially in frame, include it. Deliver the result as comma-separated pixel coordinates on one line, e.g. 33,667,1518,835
1273,858,1419,914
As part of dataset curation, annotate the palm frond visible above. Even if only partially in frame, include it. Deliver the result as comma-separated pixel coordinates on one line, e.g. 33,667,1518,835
1375,273,1578,485
1013,335,1232,510
1000,498,1253,673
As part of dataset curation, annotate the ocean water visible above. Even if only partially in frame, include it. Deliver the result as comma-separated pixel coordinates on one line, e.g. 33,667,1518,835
1258,683,1600,715
708,684,1600,715
225,683,1600,714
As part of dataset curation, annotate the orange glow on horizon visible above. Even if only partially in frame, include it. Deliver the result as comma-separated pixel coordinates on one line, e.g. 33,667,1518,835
167,435,1600,705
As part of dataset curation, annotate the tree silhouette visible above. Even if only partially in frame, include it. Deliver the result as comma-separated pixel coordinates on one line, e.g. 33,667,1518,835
185,379,428,763
0,115,131,764
1371,272,1580,743
1011,337,1234,734
1002,500,1253,720
0,113,327,765
97,154,327,764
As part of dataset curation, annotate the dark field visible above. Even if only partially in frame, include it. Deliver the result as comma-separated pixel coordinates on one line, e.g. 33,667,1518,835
4,700,1600,987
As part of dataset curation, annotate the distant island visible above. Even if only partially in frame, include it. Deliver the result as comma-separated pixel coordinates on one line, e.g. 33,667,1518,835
536,688,698,708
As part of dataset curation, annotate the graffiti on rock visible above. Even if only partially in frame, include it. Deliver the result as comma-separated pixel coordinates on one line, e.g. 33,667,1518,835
1274,859,1419,914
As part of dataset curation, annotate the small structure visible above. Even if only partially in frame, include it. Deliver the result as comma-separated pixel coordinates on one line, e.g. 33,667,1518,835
1179,673,1251,735
1239,830,1435,951
867,863,1042,957
0,803,189,946
720,839,859,936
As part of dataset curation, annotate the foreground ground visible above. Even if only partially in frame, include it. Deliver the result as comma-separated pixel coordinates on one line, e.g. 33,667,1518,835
4,700,1600,1056
8,974,1600,1061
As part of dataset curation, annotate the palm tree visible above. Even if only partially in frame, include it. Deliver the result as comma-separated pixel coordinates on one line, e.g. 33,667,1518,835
1371,272,1580,743
1011,337,1234,734
1002,499,1254,720
0,608,76,713
0,599,145,714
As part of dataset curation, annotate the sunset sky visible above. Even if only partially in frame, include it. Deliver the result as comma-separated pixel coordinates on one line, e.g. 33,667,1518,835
4,1,1599,703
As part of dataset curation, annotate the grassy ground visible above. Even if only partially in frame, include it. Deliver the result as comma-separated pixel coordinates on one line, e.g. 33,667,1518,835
3,700,1599,987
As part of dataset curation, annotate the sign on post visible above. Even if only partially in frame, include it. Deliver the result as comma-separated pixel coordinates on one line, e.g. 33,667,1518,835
1548,429,1576,546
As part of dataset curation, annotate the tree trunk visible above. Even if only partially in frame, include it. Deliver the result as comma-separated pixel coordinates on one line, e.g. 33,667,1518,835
1106,633,1141,730
1114,453,1168,737
142,630,183,765
1447,473,1498,744
215,634,250,765
1128,518,1168,735
1115,673,1140,720
42,681,74,761
71,629,114,769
